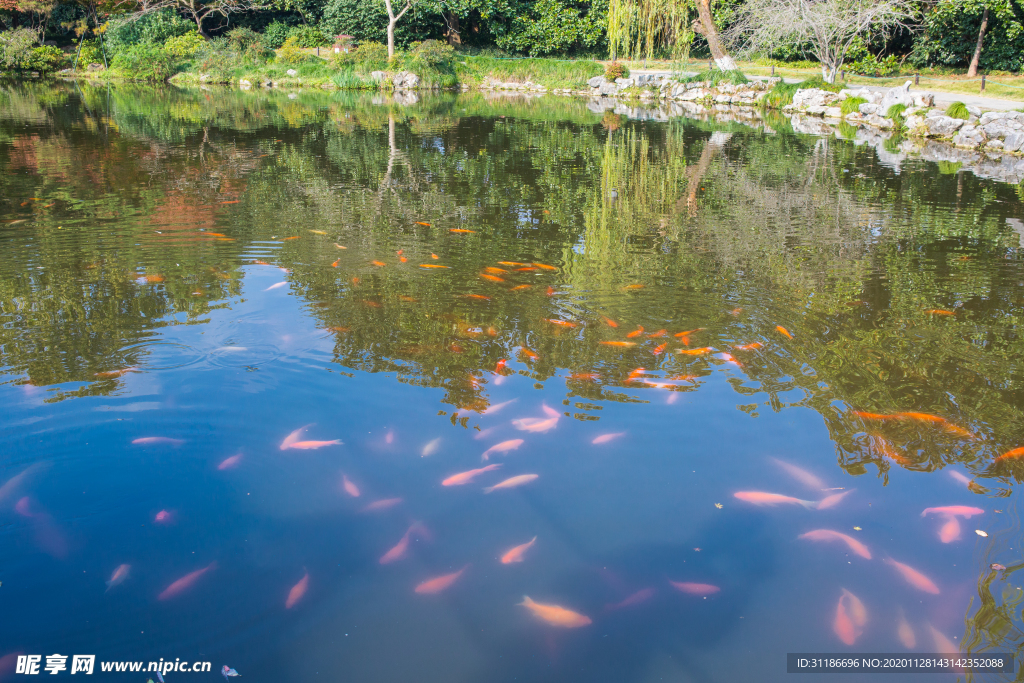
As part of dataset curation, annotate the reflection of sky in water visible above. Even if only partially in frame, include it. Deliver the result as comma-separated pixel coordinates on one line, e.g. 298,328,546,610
0,84,1022,682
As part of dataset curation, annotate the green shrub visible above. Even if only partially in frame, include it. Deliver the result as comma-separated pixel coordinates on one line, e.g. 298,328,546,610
887,103,907,129
350,40,387,71
319,0,441,50
164,31,203,58
679,68,748,86
798,75,845,92
76,40,103,67
111,42,179,81
946,101,970,120
288,24,328,48
841,96,867,116
762,80,800,109
105,9,192,55
277,36,307,65
194,37,242,80
837,121,858,140
404,39,457,87
261,21,293,49
29,45,68,72
604,61,628,80
0,28,38,71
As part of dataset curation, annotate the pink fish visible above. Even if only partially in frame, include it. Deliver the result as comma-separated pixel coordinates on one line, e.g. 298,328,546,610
816,490,854,510
772,458,826,490
340,474,360,497
834,589,866,645
158,562,217,600
484,474,538,493
385,430,395,444
442,464,501,486
541,404,561,418
154,510,174,524
482,439,524,460
884,558,940,594
218,454,242,470
106,564,131,591
414,566,467,594
897,607,916,648
287,439,342,450
605,588,655,611
132,437,184,446
512,416,559,433
280,424,312,450
669,581,720,596
733,491,815,508
921,506,984,518
938,516,960,543
500,536,537,564
285,571,308,608
798,529,871,559
361,497,402,512
473,426,499,441
380,523,428,564
592,432,626,445
947,471,971,487
482,399,517,416
265,282,286,291
14,496,33,517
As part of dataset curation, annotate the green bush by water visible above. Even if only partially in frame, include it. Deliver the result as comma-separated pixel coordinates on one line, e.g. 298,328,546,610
679,68,749,86
841,96,867,116
946,101,970,120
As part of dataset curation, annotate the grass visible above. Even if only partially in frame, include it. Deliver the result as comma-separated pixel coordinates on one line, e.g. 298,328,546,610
456,55,603,89
946,101,970,119
677,68,748,86
841,96,867,115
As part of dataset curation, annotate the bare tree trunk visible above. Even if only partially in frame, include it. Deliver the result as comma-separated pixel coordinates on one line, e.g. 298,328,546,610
692,0,738,70
387,18,396,58
967,6,988,78
444,11,461,46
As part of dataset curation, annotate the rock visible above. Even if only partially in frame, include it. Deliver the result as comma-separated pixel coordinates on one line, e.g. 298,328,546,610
370,70,387,81
806,104,828,116
925,115,965,137
791,88,840,109
986,139,1005,150
880,81,915,110
825,106,842,118
913,94,934,107
952,125,986,148
614,77,634,88
86,62,104,72
859,103,881,116
679,88,704,101
967,105,982,117
587,75,605,88
199,73,211,82
1004,131,1024,152
59,68,73,75
598,81,619,96
287,92,297,99
286,69,298,76
239,79,252,89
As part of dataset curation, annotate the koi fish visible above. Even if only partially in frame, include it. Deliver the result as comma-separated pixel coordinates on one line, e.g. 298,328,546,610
265,282,286,291
776,326,793,339
515,267,537,272
280,424,318,450
772,458,826,490
106,564,131,591
399,256,408,262
499,261,528,266
546,287,555,296
484,267,508,274
155,510,173,523
647,330,667,339
605,588,655,611
501,537,537,564
570,372,600,381
399,296,416,302
600,341,636,347
592,432,625,445
884,558,940,594
450,228,475,233
282,236,300,241
678,347,713,355
533,263,557,271
928,624,960,658
626,327,644,338
510,284,532,291
897,411,946,423
419,264,449,269
798,530,871,559
520,347,540,361
334,243,347,249
219,200,240,205
285,571,308,608
482,439,524,460
287,439,342,450
512,416,558,433
380,523,428,564
430,253,439,259
669,581,720,596
622,284,645,291
674,328,704,338
415,221,431,226
480,274,504,282
132,437,184,446
218,454,242,470
734,342,763,351
371,260,386,267
340,474,360,497
94,367,137,379
362,498,402,512
415,566,467,593
652,343,668,354
460,294,491,300
834,588,866,645
443,464,502,486
948,471,972,486
733,491,815,508
309,229,327,235
484,474,539,493
897,607,916,648
544,319,577,328
603,317,618,328
925,309,955,316
158,562,217,600
520,596,591,627
730,308,743,315
816,490,854,510
938,516,960,543
421,437,442,457
921,506,983,518
852,410,898,420
482,399,517,415
997,447,1024,461
331,260,340,267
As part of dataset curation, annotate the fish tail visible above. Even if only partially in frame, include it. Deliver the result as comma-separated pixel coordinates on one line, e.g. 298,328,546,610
483,485,495,494
519,595,533,606
802,499,819,510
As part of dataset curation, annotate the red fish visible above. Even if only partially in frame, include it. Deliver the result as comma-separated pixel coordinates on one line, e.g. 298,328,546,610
331,260,340,267
924,309,955,316
678,347,713,355
461,294,491,300
833,588,866,645
533,262,558,271
443,464,502,486
415,221,431,226
546,286,555,296
600,341,636,347
480,273,504,282
997,446,1024,461
158,562,217,600
154,510,174,523
798,530,871,559
938,516,960,543
501,537,537,564
415,566,467,593
520,347,540,361
733,342,763,351
106,563,131,591
669,581,720,596
570,372,600,381
884,558,940,594
510,284,532,291
450,228,475,233
495,359,507,372
484,267,508,274
816,490,854,510
285,571,308,608
218,454,242,470
852,410,898,420
380,523,428,564
371,260,386,267
512,416,558,433
287,439,342,450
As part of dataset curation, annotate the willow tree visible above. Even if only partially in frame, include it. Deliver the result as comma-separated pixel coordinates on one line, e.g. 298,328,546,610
609,0,736,69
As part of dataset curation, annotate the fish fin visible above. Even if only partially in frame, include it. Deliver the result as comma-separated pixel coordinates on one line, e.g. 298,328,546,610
802,499,819,510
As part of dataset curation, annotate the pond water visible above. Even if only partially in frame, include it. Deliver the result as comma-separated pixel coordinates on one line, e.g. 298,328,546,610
3,82,1024,683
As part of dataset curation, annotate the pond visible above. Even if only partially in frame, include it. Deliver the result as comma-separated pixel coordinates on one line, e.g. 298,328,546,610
2,82,1024,683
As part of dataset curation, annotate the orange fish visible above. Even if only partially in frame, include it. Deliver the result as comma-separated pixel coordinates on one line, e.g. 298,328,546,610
288,439,342,450
897,412,946,423
520,596,591,627
852,410,898,420
652,342,668,355
938,516,960,543
510,284,532,291
647,329,667,338
545,319,577,328
498,261,527,266
419,264,449,269
380,523,428,564
734,342,763,351
484,267,508,274
399,256,408,262
884,558,940,594
282,236,300,241
461,294,491,300
219,200,240,204
145,275,164,283
733,491,815,508
495,359,507,373
352,277,360,284
400,296,416,302
626,367,646,382
158,562,217,600
331,260,340,267
106,563,131,591
546,286,555,296
501,537,537,564
925,309,955,316
669,581,720,596
94,367,137,379
730,307,743,315
415,566,467,594
415,221,431,226
450,228,475,233
285,571,308,608
520,347,540,361
533,263,557,271
443,464,502,486
626,327,644,338
361,498,402,512
328,326,350,333
205,232,227,237
798,530,871,559
480,274,505,282
675,328,704,338
600,341,636,347
678,347,713,355
622,284,645,290
340,473,360,497
776,325,793,339
570,372,599,381
515,266,537,272
334,243,347,249
603,317,618,328
484,474,539,493
997,446,1024,461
